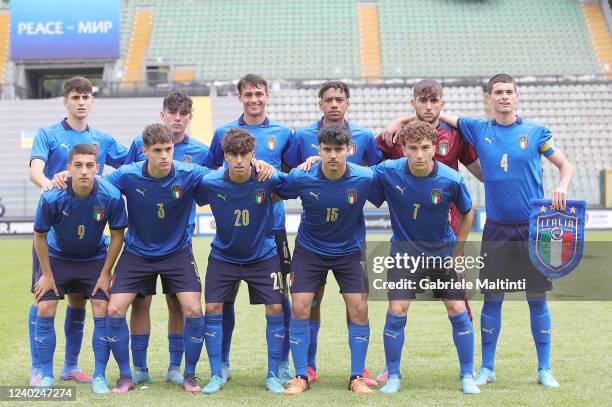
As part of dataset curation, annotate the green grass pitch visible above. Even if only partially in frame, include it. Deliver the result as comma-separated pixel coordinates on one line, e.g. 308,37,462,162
1,232,611,406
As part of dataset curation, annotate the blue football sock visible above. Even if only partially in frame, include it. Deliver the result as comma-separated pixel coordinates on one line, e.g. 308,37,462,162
204,313,223,377
266,314,285,378
289,318,310,378
130,334,149,371
449,310,474,378
221,302,235,364
348,321,370,377
168,334,184,370
107,316,131,378
35,315,56,378
63,306,85,372
480,293,504,371
184,315,206,377
280,297,291,364
307,320,321,370
527,296,551,370
383,313,406,377
92,317,110,378
29,304,41,370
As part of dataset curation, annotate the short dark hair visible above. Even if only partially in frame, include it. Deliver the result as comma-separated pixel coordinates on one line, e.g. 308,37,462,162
222,128,256,155
487,73,517,94
142,123,173,147
317,123,351,147
63,76,93,97
399,121,437,146
413,79,443,100
237,74,268,94
318,80,350,99
163,91,193,114
69,143,99,162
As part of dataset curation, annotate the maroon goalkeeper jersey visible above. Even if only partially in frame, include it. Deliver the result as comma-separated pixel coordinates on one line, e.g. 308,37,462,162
375,121,478,234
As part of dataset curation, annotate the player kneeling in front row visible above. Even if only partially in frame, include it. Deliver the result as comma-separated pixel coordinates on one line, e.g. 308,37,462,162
194,128,286,394
33,144,127,394
368,122,479,394
277,124,376,395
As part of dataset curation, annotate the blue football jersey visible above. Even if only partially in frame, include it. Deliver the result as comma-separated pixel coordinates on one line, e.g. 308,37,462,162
30,118,127,178
369,159,472,257
124,134,214,168
457,116,555,221
124,134,214,238
209,115,294,231
195,168,281,264
105,160,212,258
276,162,374,256
34,177,128,261
285,119,382,168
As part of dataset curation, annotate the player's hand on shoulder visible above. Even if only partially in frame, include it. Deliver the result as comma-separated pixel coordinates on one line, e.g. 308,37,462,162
92,273,112,299
551,186,567,211
52,171,70,190
254,159,274,182
34,275,59,300
40,178,55,192
298,156,321,172
383,115,416,147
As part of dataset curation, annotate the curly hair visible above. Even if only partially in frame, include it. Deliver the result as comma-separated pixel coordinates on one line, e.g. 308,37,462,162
142,123,173,147
399,121,437,146
222,128,256,155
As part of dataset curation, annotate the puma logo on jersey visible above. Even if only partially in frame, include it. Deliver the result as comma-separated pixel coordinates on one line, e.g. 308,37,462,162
60,143,70,150
484,137,494,144
540,329,551,335
353,336,369,342
395,185,406,195
191,336,205,343
217,193,228,202
73,320,86,325
135,188,146,197
481,327,495,334
384,332,398,339
289,339,301,346
311,144,319,151
204,331,217,338
457,330,471,336
62,210,70,217
101,336,118,343
309,191,320,200
274,333,285,339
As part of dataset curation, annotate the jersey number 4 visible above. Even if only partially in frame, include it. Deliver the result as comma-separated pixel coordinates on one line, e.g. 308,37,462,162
500,153,508,172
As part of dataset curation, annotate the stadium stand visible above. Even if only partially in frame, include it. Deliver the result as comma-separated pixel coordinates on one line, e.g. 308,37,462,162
378,0,601,78
119,0,360,81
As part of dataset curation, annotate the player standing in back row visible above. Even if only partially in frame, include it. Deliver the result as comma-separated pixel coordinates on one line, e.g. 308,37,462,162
28,76,127,386
209,74,294,383
435,74,573,388
285,81,381,384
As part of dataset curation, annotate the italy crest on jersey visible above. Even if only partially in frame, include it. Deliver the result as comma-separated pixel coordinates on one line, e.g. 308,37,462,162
437,140,449,156
348,142,357,156
254,188,265,204
518,134,529,150
182,155,193,164
528,199,586,279
171,184,183,199
430,188,442,205
267,136,276,150
346,188,358,205
93,206,104,222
